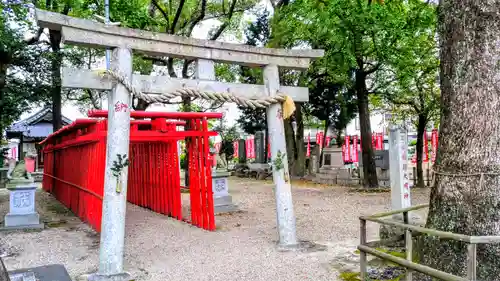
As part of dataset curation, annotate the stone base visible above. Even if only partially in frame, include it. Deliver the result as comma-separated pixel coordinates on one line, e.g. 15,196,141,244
276,240,328,253
86,272,132,281
9,264,72,281
4,213,40,228
0,223,44,232
379,213,425,241
214,195,239,214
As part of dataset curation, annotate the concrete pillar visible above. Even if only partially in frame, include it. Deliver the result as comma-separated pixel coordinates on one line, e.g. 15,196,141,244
389,127,411,214
90,47,132,281
263,64,298,247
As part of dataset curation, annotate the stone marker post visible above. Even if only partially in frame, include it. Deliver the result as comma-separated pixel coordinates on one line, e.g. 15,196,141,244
389,127,411,214
92,48,132,281
264,64,298,247
254,131,266,164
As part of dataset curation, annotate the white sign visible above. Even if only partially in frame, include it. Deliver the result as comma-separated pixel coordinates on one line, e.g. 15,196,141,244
400,130,411,207
389,127,411,211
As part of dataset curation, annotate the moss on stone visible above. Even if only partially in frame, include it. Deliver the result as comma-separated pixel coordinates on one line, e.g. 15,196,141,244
339,272,361,281
339,271,405,281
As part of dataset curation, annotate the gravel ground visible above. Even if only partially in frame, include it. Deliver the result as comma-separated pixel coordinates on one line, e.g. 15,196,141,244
0,178,430,281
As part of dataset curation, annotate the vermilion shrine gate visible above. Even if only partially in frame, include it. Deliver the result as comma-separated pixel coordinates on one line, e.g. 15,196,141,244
35,9,323,281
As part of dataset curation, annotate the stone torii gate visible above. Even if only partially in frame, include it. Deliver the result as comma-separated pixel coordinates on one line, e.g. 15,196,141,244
35,9,323,281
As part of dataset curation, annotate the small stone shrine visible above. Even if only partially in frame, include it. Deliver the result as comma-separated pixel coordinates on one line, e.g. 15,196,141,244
2,160,43,230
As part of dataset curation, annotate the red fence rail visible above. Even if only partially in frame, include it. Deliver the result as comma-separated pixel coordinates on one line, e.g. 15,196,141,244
41,111,221,232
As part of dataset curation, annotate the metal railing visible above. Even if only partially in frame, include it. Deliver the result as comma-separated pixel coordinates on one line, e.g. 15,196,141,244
359,204,500,281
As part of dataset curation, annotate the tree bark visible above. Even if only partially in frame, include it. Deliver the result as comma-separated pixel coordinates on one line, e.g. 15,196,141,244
293,102,305,177
49,30,63,131
420,1,500,279
415,113,427,188
319,118,330,167
0,63,6,142
355,70,378,188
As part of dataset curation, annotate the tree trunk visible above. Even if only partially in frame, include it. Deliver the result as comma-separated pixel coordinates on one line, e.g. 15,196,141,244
415,113,427,188
319,118,330,167
134,99,150,111
49,30,63,131
293,102,305,177
336,129,343,148
420,1,500,279
182,96,192,187
0,63,6,142
356,71,378,188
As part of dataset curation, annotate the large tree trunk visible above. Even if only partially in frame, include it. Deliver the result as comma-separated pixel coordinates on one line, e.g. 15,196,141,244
0,63,6,142
319,118,330,167
49,30,63,131
415,113,427,188
182,96,192,187
293,102,305,177
355,71,378,188
420,1,500,279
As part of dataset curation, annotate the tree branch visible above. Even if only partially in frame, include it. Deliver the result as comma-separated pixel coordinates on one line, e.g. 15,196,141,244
152,0,170,30
209,0,237,40
170,0,186,34
184,0,207,37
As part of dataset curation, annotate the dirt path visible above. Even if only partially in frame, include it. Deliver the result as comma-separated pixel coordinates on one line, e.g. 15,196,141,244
0,179,430,281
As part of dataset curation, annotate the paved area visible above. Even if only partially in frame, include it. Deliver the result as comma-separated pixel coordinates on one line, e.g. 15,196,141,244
0,178,430,281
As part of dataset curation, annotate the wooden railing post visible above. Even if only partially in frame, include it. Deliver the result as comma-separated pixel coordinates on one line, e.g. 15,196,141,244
360,218,367,280
467,243,477,281
404,211,413,281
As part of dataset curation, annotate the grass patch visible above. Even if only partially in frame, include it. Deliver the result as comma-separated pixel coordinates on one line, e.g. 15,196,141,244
45,201,72,215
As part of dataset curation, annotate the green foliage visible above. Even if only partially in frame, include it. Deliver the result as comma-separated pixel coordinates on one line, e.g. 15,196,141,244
111,154,130,178
236,9,269,134
212,117,239,162
0,3,52,137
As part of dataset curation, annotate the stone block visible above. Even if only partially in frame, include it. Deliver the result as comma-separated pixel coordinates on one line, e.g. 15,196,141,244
212,171,238,214
379,213,425,241
9,264,72,281
2,183,42,230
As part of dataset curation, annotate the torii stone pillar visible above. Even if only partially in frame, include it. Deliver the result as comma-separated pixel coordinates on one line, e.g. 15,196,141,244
35,9,323,281
264,65,297,246
89,47,133,281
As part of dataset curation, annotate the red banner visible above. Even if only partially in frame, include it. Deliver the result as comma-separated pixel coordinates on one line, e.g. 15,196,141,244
372,133,376,149
316,132,324,148
376,133,383,150
249,136,255,159
306,133,311,157
424,130,429,162
344,135,351,162
268,137,271,159
233,141,239,158
431,129,438,163
342,143,346,162
214,142,221,153
325,136,331,147
353,135,359,163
